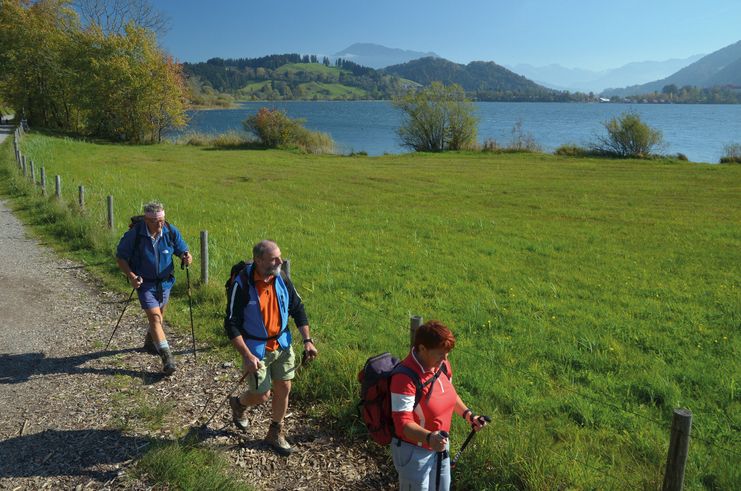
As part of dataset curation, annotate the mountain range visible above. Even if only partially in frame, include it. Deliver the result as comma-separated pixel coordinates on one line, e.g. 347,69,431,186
333,43,439,69
507,55,704,93
602,40,741,96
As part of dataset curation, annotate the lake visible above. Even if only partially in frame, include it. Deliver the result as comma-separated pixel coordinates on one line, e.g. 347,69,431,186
170,101,741,163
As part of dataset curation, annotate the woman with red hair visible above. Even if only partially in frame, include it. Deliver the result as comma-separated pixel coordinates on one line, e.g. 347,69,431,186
390,320,488,490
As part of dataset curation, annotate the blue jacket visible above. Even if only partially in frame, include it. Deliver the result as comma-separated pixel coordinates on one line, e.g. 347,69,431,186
115,221,189,291
224,262,309,360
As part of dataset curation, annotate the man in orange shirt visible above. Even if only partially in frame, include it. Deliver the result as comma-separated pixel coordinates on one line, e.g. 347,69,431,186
224,240,317,455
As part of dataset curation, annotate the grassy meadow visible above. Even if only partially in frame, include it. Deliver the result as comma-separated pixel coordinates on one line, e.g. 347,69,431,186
2,133,739,490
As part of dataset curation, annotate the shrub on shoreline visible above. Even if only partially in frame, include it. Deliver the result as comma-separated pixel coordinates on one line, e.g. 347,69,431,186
720,143,741,164
243,108,335,154
591,111,664,158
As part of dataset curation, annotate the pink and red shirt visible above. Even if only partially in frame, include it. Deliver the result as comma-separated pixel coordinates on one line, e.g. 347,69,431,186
390,350,457,449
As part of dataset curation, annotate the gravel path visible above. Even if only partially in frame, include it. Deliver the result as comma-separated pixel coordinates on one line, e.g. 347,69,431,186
0,125,395,490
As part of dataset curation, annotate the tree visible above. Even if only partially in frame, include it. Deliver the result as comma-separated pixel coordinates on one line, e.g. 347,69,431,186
393,82,478,152
592,111,664,158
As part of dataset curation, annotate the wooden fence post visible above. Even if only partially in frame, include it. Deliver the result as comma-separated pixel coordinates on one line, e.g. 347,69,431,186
78,185,85,210
662,408,692,491
21,155,26,176
106,195,114,229
55,175,61,199
29,160,35,183
40,167,46,196
410,315,423,349
200,230,208,284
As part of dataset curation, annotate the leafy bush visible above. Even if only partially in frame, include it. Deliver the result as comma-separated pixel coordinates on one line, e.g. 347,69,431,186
243,108,334,154
592,111,664,158
394,82,478,152
720,143,741,164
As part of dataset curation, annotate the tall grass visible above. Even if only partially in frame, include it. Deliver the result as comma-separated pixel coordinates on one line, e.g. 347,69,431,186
2,134,740,490
137,441,252,491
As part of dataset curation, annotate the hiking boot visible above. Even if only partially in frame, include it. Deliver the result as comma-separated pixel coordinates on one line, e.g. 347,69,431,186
143,332,159,355
265,421,294,456
159,347,176,375
229,396,249,431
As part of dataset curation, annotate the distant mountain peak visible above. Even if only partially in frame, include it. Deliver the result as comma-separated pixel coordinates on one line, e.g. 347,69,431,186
333,43,439,69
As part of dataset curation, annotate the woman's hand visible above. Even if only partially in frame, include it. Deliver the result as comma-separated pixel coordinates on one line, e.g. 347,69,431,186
427,430,448,452
471,414,491,432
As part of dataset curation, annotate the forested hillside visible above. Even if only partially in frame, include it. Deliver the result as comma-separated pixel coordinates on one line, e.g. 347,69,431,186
183,55,414,101
182,54,592,102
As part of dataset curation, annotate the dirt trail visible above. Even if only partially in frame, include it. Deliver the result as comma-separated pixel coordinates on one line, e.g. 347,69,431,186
0,127,394,489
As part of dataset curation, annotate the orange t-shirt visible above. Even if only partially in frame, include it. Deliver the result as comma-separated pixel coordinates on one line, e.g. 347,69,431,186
253,269,281,351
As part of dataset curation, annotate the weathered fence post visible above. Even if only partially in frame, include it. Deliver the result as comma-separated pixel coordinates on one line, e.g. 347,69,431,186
106,195,114,229
55,175,61,199
29,160,35,183
40,167,46,195
410,315,423,349
21,155,26,176
78,185,85,210
199,230,208,284
662,408,692,491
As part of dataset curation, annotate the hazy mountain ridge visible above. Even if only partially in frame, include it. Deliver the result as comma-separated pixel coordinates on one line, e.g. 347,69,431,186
602,40,741,96
333,43,439,69
508,55,704,93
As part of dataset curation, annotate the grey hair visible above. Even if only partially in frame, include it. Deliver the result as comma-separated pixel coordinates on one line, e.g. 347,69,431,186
143,201,164,214
252,239,278,259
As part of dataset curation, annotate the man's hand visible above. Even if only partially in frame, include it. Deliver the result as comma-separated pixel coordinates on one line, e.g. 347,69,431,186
303,341,318,361
242,354,261,373
181,251,193,267
128,275,143,289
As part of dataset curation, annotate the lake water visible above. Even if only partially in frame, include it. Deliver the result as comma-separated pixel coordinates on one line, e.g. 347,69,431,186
171,101,741,163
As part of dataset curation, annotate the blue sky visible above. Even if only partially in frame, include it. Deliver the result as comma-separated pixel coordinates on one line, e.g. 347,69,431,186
153,0,741,70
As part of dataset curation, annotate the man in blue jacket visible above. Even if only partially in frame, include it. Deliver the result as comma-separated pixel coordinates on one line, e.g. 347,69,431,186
115,201,192,375
224,239,317,455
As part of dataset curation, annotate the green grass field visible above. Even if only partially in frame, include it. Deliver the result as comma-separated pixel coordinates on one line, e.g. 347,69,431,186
2,134,739,490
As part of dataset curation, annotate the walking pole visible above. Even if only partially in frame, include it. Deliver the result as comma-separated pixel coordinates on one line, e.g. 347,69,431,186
199,370,251,428
104,287,136,350
182,259,197,360
451,415,491,469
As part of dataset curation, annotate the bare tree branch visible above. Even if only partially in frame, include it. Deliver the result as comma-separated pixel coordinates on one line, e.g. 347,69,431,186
73,0,169,36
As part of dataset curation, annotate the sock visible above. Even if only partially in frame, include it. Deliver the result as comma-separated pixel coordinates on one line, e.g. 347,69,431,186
157,340,170,353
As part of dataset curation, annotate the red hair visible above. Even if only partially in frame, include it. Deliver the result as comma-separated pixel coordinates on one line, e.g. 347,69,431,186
414,320,456,351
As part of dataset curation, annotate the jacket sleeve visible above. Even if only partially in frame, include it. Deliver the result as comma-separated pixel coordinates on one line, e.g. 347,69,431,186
115,227,136,262
168,223,189,257
224,279,246,340
284,276,309,327
390,372,417,431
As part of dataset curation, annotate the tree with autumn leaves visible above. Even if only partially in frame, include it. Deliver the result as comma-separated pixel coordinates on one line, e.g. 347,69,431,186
0,0,186,142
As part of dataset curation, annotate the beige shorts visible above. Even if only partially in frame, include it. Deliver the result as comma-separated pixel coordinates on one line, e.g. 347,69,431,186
243,345,296,394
